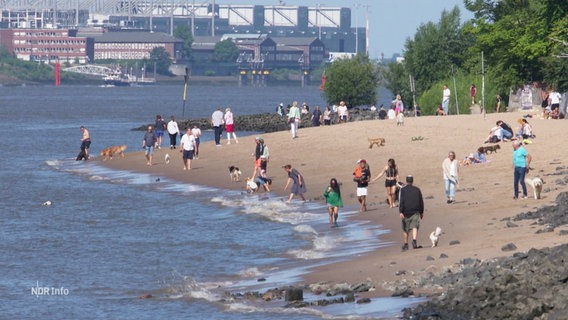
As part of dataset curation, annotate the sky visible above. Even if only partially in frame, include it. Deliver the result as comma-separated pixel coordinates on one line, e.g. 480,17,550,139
212,0,474,58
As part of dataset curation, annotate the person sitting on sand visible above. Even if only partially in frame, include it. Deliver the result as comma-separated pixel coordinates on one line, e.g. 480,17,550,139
436,104,445,116
517,118,535,140
460,147,487,166
485,120,513,143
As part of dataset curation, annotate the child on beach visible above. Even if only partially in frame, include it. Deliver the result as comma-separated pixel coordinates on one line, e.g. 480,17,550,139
323,178,343,228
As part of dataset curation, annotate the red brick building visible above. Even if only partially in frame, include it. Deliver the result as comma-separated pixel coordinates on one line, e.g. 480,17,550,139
0,28,91,64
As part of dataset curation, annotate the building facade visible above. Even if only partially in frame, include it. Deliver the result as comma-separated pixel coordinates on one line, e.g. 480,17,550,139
0,28,91,64
89,31,183,62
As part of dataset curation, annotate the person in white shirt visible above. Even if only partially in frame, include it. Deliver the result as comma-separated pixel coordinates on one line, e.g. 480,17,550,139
191,125,201,159
548,88,562,114
211,108,224,146
180,128,197,171
337,101,349,123
224,107,239,144
442,84,451,115
167,115,180,149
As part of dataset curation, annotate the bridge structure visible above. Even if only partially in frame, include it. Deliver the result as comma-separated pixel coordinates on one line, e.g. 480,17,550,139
63,64,113,76
0,1,349,32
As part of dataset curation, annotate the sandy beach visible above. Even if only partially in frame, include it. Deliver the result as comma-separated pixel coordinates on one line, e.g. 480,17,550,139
101,112,568,298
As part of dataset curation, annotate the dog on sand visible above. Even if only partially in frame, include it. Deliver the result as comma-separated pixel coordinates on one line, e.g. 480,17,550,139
482,144,500,154
429,227,443,247
100,145,127,161
525,176,544,199
368,137,386,149
228,166,242,182
396,112,404,126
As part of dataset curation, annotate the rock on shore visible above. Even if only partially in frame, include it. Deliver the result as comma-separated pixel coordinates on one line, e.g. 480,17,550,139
402,192,568,320
133,108,388,133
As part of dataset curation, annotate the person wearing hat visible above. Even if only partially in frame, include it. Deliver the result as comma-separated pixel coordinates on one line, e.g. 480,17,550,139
353,159,371,212
398,175,424,251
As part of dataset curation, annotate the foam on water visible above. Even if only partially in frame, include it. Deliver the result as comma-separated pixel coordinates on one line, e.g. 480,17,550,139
47,159,419,319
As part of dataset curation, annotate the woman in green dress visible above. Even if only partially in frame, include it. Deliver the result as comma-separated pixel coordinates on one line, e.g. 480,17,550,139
324,178,343,228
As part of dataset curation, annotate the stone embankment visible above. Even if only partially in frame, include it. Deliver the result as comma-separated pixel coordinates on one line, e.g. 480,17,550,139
402,190,568,320
133,108,391,132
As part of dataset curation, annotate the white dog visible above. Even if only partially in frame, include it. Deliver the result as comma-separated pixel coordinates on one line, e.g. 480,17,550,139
164,153,171,164
525,176,544,199
396,112,405,126
429,227,442,247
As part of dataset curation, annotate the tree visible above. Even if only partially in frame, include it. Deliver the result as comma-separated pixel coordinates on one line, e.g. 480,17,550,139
464,0,568,92
173,24,193,61
322,54,379,107
402,7,471,97
148,47,172,75
211,39,240,63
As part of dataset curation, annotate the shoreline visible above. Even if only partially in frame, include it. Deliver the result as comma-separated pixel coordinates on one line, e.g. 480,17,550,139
99,113,568,303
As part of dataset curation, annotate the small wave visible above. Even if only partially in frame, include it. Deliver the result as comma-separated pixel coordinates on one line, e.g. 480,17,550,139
293,224,318,234
237,267,262,278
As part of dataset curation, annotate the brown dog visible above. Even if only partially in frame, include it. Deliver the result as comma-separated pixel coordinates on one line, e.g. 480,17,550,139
482,144,500,154
368,138,386,149
100,145,127,160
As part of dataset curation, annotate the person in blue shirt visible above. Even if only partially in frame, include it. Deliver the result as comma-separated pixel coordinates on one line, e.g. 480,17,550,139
512,141,532,199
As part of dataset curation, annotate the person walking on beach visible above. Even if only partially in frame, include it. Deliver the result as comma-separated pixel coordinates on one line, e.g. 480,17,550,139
180,128,197,171
470,84,477,104
78,126,91,160
399,175,424,251
512,140,532,199
372,158,400,208
154,115,166,149
324,178,343,228
392,94,404,115
311,105,322,127
288,101,301,139
323,106,332,125
353,159,371,212
337,101,349,123
442,151,459,204
167,115,180,149
141,125,157,166
191,125,201,159
211,107,224,146
283,164,306,203
442,84,451,115
224,107,239,144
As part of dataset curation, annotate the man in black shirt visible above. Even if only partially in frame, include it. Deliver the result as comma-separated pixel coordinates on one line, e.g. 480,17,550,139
399,175,424,251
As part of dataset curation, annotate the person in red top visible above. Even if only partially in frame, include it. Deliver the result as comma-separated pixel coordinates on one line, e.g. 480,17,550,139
353,159,371,212
470,84,477,105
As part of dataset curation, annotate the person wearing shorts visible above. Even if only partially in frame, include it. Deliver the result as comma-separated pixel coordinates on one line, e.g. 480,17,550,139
372,158,400,208
180,128,196,171
154,115,166,149
353,159,371,212
398,175,424,251
142,125,157,166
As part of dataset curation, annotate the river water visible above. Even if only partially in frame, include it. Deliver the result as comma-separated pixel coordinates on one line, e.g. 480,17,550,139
0,84,423,319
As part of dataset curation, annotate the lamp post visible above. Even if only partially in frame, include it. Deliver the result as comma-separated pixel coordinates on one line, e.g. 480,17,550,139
317,4,321,40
